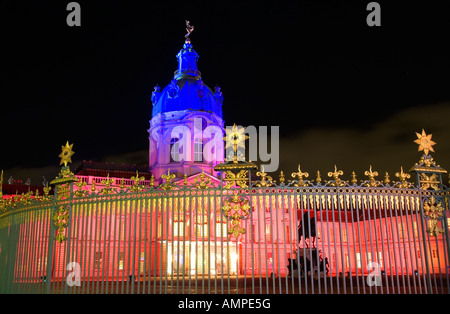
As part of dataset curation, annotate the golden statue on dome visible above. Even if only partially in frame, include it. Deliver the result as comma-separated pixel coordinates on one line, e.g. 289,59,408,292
185,20,194,43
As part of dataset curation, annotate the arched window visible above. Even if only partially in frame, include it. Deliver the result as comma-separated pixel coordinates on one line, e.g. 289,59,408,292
194,138,203,162
170,138,180,162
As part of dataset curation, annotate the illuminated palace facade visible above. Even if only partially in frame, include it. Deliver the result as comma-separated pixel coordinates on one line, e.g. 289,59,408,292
1,25,449,294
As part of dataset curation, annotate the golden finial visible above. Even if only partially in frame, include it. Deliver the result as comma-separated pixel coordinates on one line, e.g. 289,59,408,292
131,171,145,192
224,123,249,163
119,177,125,189
149,175,155,188
42,185,52,201
185,20,194,43
291,164,309,187
74,179,87,197
327,165,345,186
100,173,115,194
384,172,391,185
183,174,188,186
279,170,285,184
414,129,436,156
91,180,96,193
256,165,274,187
193,170,212,189
364,165,380,187
316,170,322,184
161,169,176,190
395,166,411,188
58,141,75,167
350,171,358,185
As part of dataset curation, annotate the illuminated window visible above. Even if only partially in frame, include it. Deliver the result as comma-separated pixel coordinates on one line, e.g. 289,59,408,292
342,228,347,242
194,138,203,162
196,224,208,238
329,228,334,242
173,222,185,237
216,223,228,238
378,252,383,268
119,252,124,270
38,257,47,271
356,253,361,268
120,221,125,241
96,220,102,240
140,252,145,274
265,224,271,242
170,138,180,162
398,223,404,239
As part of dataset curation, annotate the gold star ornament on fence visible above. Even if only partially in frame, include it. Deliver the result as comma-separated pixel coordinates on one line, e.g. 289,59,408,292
58,141,75,167
414,129,436,156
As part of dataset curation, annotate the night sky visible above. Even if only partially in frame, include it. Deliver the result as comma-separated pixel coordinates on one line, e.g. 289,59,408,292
2,1,450,185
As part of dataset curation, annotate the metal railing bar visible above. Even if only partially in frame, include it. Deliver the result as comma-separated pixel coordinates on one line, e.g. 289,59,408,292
336,190,346,294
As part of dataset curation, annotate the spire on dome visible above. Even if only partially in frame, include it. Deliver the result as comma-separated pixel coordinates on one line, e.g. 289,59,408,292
185,20,194,44
150,21,223,118
174,21,201,80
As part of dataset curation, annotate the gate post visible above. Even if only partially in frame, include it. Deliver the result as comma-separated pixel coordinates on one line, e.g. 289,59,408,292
409,130,449,293
46,142,77,293
214,124,257,291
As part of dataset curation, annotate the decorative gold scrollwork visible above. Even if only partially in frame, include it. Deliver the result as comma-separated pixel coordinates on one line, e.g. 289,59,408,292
394,166,412,188
99,174,115,195
222,193,251,240
223,170,249,189
192,170,212,189
423,196,444,237
256,166,274,187
419,173,440,191
53,205,70,243
74,180,87,197
161,169,176,190
363,165,381,187
327,165,346,187
131,171,145,192
291,164,309,187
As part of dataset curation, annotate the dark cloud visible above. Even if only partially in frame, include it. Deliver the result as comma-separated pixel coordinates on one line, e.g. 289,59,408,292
276,102,450,181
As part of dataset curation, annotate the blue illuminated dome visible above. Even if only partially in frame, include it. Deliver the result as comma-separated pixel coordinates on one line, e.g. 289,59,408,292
151,42,223,118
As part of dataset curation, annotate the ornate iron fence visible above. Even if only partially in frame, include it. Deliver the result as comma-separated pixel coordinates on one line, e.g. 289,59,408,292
0,163,449,294
0,130,449,294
